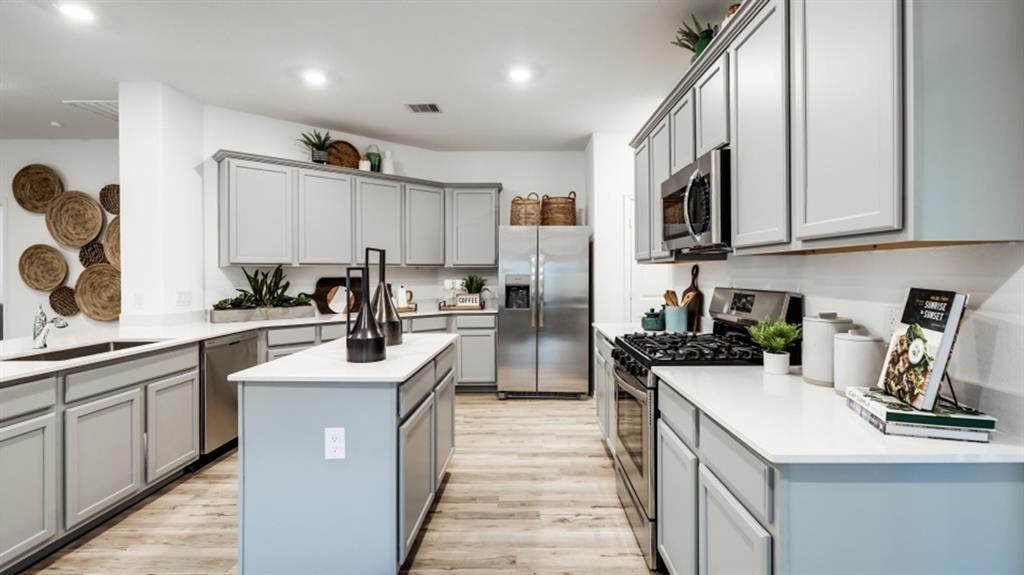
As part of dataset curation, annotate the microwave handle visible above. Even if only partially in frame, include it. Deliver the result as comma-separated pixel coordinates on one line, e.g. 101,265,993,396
683,169,702,244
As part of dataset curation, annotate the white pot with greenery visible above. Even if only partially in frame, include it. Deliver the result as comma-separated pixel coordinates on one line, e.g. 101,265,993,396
747,317,802,375
210,266,314,323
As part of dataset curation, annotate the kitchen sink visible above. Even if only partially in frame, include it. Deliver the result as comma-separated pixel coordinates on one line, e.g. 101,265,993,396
4,340,161,362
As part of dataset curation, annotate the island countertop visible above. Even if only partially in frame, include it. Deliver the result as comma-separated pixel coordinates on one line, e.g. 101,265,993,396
229,333,457,383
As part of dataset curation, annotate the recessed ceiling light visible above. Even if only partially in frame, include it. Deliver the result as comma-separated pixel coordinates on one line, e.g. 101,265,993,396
302,69,327,87
58,3,95,22
50,121,62,127
508,66,533,84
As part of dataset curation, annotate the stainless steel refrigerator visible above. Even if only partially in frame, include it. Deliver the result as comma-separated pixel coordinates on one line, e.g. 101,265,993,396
497,225,591,397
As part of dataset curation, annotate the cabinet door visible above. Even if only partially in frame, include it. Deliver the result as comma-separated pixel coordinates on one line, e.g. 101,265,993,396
228,159,294,264
730,0,790,248
595,351,607,437
449,188,498,266
604,359,615,450
399,393,435,565
634,140,651,261
0,413,57,566
658,421,698,575
145,371,199,483
405,184,445,265
65,388,143,530
791,0,901,240
649,117,672,260
297,169,354,264
695,55,730,156
457,330,496,383
355,178,403,263
670,91,696,173
698,464,771,575
434,370,456,485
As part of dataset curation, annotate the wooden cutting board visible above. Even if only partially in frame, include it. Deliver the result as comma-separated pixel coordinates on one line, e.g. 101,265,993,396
681,264,703,332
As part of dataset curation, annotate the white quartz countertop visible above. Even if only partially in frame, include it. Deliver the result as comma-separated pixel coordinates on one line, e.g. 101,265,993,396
593,322,644,341
229,333,457,383
0,309,492,384
654,365,1024,465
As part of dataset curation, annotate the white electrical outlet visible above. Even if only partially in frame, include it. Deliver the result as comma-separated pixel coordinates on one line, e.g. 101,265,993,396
176,291,192,307
324,427,346,460
883,305,902,341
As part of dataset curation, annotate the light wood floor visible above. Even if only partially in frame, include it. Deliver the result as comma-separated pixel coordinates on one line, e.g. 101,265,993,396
26,394,648,575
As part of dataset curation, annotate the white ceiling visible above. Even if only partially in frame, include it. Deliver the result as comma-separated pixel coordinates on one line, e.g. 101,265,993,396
0,0,727,150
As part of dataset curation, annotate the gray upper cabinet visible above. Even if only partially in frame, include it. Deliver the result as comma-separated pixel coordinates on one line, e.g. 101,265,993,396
649,117,672,260
658,420,697,575
791,0,901,240
670,91,696,173
222,159,295,265
297,169,355,265
0,413,57,567
405,184,445,266
434,370,456,485
355,177,404,264
698,464,771,575
145,371,200,483
64,388,144,530
695,54,730,157
448,187,498,266
730,0,790,248
398,393,435,565
634,140,651,261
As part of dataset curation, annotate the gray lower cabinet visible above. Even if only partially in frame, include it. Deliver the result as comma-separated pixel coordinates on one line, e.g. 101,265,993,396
356,177,404,263
695,54,730,157
399,393,435,565
221,158,295,265
405,184,445,265
64,388,144,530
698,464,771,575
434,370,456,485
297,169,355,264
448,187,498,266
457,329,496,384
266,345,310,361
634,140,651,261
145,370,200,483
658,420,698,575
595,352,608,438
0,412,57,567
649,116,672,260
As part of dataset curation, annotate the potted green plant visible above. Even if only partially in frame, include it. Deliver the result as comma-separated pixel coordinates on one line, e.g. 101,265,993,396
747,317,802,375
210,265,314,323
456,274,490,309
672,15,718,62
298,130,332,164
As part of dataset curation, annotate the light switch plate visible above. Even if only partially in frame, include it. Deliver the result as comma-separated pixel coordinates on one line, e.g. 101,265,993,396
324,427,345,460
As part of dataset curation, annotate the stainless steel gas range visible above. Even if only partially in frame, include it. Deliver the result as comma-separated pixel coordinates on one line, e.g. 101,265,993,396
610,287,802,570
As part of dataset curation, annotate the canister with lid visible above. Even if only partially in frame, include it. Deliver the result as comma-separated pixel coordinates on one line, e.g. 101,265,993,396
834,329,885,395
802,312,854,386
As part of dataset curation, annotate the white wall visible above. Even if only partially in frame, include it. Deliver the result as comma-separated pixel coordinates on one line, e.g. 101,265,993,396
0,139,119,338
587,133,634,322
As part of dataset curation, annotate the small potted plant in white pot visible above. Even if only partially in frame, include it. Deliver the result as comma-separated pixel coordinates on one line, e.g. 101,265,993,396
748,317,802,375
298,129,332,164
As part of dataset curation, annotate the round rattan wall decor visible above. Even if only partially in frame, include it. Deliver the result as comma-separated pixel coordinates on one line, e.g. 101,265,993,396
99,184,120,214
49,286,79,317
327,140,360,169
75,263,120,321
19,244,68,291
103,216,121,270
46,191,104,248
13,164,64,213
79,241,108,267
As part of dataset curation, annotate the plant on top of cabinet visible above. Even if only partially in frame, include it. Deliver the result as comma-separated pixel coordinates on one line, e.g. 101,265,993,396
210,265,314,323
748,317,801,375
672,15,718,61
297,130,332,164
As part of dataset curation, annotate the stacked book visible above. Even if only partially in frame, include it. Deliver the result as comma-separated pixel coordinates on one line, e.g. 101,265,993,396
845,386,997,443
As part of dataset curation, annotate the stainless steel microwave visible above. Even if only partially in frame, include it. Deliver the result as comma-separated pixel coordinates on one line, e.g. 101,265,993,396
660,148,731,253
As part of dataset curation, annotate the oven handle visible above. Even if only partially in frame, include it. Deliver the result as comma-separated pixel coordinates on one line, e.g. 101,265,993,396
683,168,702,244
614,369,649,403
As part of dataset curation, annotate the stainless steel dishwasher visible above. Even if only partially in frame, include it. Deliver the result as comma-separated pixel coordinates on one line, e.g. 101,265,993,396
201,331,259,454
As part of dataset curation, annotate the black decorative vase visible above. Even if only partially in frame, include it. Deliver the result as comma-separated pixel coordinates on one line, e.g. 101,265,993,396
345,265,385,363
367,248,403,346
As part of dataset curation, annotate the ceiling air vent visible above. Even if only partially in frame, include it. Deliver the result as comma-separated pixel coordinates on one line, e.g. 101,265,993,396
63,100,119,121
406,103,442,113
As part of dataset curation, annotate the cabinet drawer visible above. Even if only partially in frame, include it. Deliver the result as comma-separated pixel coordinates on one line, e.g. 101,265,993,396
0,377,57,422
409,316,449,332
455,315,495,329
436,344,456,380
319,323,347,342
659,381,697,450
399,361,436,420
698,414,773,524
266,326,317,347
65,346,198,404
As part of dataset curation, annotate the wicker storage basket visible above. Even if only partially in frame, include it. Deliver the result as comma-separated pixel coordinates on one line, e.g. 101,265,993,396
510,192,541,225
541,191,577,226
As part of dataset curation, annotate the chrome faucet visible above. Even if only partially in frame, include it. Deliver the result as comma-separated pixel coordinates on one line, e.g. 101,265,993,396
33,305,68,349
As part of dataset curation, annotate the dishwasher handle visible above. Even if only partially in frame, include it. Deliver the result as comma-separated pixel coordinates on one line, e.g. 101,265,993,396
204,331,259,350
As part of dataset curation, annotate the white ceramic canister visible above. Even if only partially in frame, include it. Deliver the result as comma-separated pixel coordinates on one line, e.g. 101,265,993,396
833,329,885,395
802,312,853,386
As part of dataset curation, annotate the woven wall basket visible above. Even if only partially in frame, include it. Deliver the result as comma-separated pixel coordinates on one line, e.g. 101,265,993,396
541,191,577,226
19,244,68,291
79,241,108,267
75,263,120,321
510,192,541,225
49,286,79,316
46,191,104,248
327,140,360,169
13,164,64,213
104,216,121,270
100,184,120,214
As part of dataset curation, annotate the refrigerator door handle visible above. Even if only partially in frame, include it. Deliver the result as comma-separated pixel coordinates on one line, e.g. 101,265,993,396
530,253,537,328
538,253,545,328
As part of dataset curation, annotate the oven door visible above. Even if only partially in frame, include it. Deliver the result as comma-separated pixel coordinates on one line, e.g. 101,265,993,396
612,367,654,518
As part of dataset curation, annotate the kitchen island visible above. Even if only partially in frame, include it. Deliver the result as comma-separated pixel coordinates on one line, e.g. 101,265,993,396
228,333,458,575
